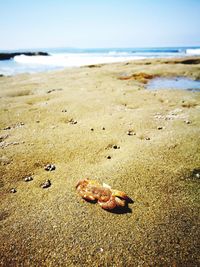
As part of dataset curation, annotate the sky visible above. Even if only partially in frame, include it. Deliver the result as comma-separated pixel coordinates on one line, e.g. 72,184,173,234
0,0,200,50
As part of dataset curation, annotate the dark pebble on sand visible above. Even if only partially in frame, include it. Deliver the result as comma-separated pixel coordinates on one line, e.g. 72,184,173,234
3,126,11,130
41,179,51,189
157,126,163,130
184,120,191,124
113,145,120,149
90,128,94,131
44,164,56,171
107,155,111,159
69,119,77,125
127,130,136,136
145,137,151,140
10,188,17,193
102,127,105,130
24,176,33,182
62,109,67,113
192,169,200,179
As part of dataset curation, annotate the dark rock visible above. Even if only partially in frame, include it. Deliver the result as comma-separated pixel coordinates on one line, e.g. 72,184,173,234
157,126,163,130
0,52,49,61
107,155,111,159
90,128,94,131
113,145,120,149
41,180,51,189
44,164,56,171
102,127,105,130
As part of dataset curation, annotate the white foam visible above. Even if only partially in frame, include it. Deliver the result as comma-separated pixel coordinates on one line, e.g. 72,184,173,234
186,48,200,55
13,54,145,68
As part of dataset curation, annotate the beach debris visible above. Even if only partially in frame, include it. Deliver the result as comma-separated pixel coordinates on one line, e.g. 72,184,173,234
41,179,51,189
106,155,111,159
76,179,132,210
10,188,17,193
69,119,77,125
126,130,136,136
113,145,120,149
44,164,56,171
24,176,33,182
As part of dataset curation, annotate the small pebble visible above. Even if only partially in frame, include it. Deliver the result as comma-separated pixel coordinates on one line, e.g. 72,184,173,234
69,119,77,125
41,179,51,189
127,130,136,136
145,137,151,140
157,126,163,130
90,128,94,131
184,120,191,124
3,126,11,130
102,127,105,130
113,145,120,149
44,164,56,171
10,188,17,193
24,176,33,182
62,109,67,113
107,155,111,159
36,120,40,123
192,169,200,179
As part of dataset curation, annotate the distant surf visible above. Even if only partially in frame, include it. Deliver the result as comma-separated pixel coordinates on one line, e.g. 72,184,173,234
0,47,199,75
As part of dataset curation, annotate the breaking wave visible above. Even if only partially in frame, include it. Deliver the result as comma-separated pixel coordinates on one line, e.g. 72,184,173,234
13,54,144,67
186,49,200,55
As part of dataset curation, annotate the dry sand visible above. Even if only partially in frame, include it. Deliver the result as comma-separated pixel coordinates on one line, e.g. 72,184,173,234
0,57,200,266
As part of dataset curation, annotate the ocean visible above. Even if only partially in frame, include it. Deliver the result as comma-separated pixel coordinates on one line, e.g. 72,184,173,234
0,47,200,76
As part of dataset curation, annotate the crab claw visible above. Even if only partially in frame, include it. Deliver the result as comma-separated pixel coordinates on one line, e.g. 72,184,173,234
98,195,117,210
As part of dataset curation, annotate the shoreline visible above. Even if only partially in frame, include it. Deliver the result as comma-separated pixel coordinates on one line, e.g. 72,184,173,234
0,47,200,76
0,56,200,266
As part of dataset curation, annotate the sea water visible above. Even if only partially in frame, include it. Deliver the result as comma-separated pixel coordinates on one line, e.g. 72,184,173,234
0,47,200,76
147,77,200,92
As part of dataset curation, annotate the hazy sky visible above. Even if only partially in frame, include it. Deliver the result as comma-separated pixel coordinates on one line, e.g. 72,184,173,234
0,0,200,50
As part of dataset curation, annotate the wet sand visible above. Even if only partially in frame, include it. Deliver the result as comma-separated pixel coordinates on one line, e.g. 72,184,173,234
0,57,200,266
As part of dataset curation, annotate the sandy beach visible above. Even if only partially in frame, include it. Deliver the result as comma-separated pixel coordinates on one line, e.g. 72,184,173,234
0,57,200,266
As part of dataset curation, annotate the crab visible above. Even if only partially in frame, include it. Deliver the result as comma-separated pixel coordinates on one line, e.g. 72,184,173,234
76,178,132,210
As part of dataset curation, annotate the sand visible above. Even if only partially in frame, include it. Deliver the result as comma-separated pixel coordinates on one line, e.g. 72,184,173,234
0,57,200,266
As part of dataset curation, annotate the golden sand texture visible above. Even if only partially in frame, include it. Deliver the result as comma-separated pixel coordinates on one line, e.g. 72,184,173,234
0,57,200,266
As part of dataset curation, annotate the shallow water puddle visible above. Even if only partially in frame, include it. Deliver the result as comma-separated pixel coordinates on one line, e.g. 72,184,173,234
147,77,200,92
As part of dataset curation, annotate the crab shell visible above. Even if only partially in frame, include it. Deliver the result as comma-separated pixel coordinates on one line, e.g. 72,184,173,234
76,179,130,210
